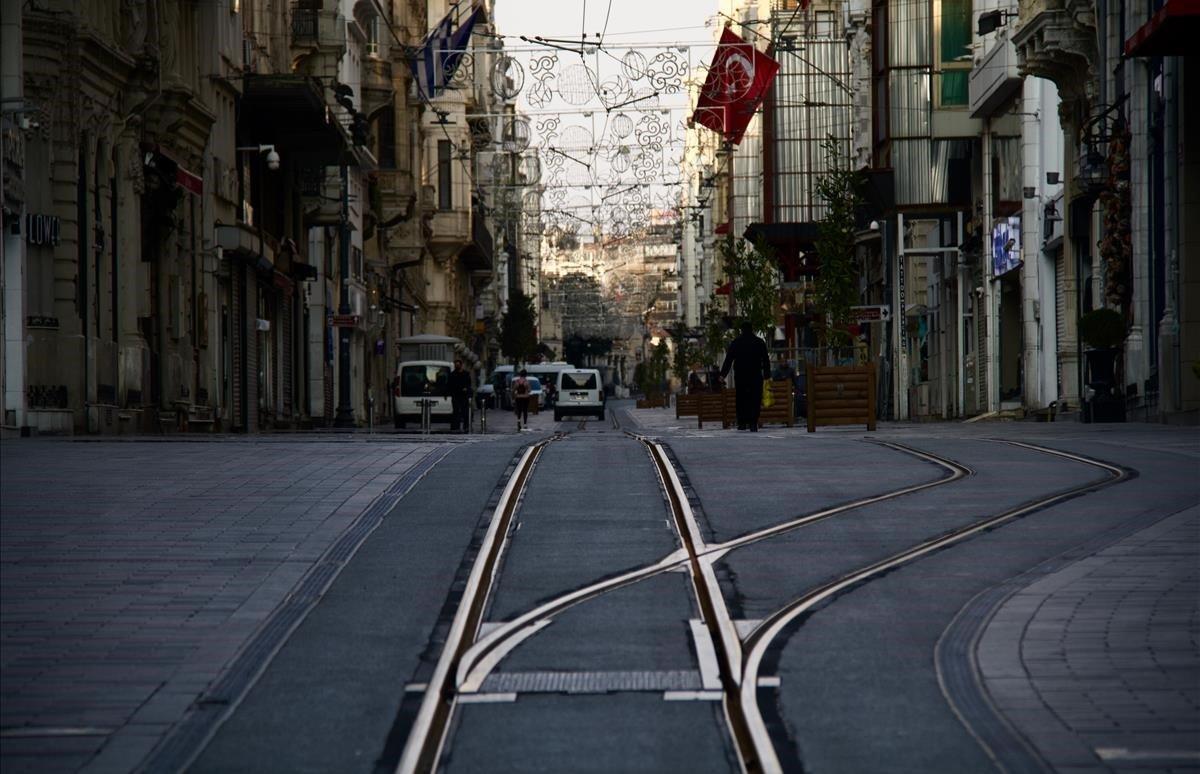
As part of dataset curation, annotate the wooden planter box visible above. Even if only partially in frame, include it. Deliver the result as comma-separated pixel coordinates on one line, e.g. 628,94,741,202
806,364,877,432
676,393,701,419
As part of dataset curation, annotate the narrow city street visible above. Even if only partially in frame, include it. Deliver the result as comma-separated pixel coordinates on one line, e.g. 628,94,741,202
2,409,1196,773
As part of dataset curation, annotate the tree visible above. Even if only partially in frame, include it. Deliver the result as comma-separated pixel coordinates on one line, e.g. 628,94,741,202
700,294,732,368
668,322,699,384
499,289,538,363
813,137,866,348
719,235,780,339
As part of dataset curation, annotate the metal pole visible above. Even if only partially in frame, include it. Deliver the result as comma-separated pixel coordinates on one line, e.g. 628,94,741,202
334,162,354,427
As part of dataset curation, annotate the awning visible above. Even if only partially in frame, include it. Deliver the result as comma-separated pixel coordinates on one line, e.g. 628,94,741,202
744,221,820,277
714,221,731,235
216,222,276,273
1124,0,1200,56
239,75,351,164
715,281,733,296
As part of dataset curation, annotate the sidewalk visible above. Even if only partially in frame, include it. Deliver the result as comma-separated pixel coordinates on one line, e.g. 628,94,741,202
0,439,450,773
977,507,1200,772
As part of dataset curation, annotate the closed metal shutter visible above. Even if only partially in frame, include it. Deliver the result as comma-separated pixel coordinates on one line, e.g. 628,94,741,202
281,293,293,417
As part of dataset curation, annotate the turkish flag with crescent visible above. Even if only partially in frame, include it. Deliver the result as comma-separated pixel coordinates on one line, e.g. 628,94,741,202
692,26,780,145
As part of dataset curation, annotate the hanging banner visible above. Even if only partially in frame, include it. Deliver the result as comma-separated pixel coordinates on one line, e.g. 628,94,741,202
992,216,1022,277
691,26,780,145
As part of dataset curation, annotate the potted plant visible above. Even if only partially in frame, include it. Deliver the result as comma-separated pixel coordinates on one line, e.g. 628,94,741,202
1078,307,1126,422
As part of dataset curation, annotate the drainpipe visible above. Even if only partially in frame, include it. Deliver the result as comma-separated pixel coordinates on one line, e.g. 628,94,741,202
981,120,999,413
1021,79,1043,409
1159,57,1180,414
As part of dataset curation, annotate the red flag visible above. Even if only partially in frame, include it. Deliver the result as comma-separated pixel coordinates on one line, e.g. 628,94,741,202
692,26,780,145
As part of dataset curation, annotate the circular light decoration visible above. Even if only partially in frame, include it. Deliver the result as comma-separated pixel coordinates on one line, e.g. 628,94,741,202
621,50,648,81
557,63,597,106
610,113,634,139
490,153,512,184
523,190,543,215
491,55,525,100
598,77,631,106
519,152,541,185
557,125,593,152
501,115,531,153
566,163,593,187
611,146,631,173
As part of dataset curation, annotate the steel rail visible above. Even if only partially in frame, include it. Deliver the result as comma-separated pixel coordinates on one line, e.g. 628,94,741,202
645,440,759,773
453,439,973,712
395,440,550,774
737,440,1131,772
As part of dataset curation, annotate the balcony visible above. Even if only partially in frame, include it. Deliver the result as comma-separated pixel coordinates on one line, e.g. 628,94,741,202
289,5,346,77
429,209,471,255
1011,0,1096,104
300,166,341,226
460,204,494,272
362,58,393,118
377,169,416,226
969,35,1023,118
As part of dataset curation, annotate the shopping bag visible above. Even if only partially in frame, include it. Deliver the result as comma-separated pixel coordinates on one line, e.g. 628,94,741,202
761,382,774,408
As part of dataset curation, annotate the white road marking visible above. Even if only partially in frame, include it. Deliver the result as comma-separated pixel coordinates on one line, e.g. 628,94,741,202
757,676,780,688
689,619,723,691
663,690,724,701
1096,748,1200,762
457,693,518,704
403,683,427,693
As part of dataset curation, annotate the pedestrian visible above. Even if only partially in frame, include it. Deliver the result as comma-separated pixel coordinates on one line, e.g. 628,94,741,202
447,358,472,432
720,321,771,431
687,368,704,395
512,369,532,431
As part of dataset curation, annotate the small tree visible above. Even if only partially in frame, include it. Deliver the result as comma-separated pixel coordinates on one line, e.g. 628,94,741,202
668,322,699,386
499,289,538,363
719,235,781,339
813,136,865,349
701,295,732,369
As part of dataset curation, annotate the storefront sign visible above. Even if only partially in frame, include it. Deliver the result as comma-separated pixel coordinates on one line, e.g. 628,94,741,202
331,314,360,328
25,213,60,246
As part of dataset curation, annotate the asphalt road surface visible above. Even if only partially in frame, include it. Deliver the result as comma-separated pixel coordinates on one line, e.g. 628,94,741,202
2,403,1197,773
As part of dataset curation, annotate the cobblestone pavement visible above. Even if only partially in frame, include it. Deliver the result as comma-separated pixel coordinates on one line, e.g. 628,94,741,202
978,507,1200,773
0,439,451,773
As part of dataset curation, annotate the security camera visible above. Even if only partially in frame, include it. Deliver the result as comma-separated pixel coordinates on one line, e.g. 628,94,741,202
265,148,280,171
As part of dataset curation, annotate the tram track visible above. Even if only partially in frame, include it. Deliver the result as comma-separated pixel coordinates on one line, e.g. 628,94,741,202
395,431,1130,773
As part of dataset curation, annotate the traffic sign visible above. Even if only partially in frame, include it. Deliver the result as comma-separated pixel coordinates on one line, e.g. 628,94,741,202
852,305,891,323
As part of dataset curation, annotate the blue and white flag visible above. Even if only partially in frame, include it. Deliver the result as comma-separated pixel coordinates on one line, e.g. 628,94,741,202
413,3,484,101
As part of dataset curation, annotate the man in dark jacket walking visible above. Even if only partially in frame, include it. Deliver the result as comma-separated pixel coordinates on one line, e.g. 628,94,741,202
447,359,472,432
720,321,771,431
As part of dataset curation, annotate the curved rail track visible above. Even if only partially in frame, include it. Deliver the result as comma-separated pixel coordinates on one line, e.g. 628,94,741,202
397,429,1132,773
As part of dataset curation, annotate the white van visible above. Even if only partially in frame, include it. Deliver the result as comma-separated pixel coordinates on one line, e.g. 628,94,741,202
393,360,453,428
555,368,605,421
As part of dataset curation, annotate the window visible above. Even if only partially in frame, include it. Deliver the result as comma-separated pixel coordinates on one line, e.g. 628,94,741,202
352,246,364,280
938,0,972,107
561,372,597,390
400,365,450,396
438,140,452,210
366,16,380,57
